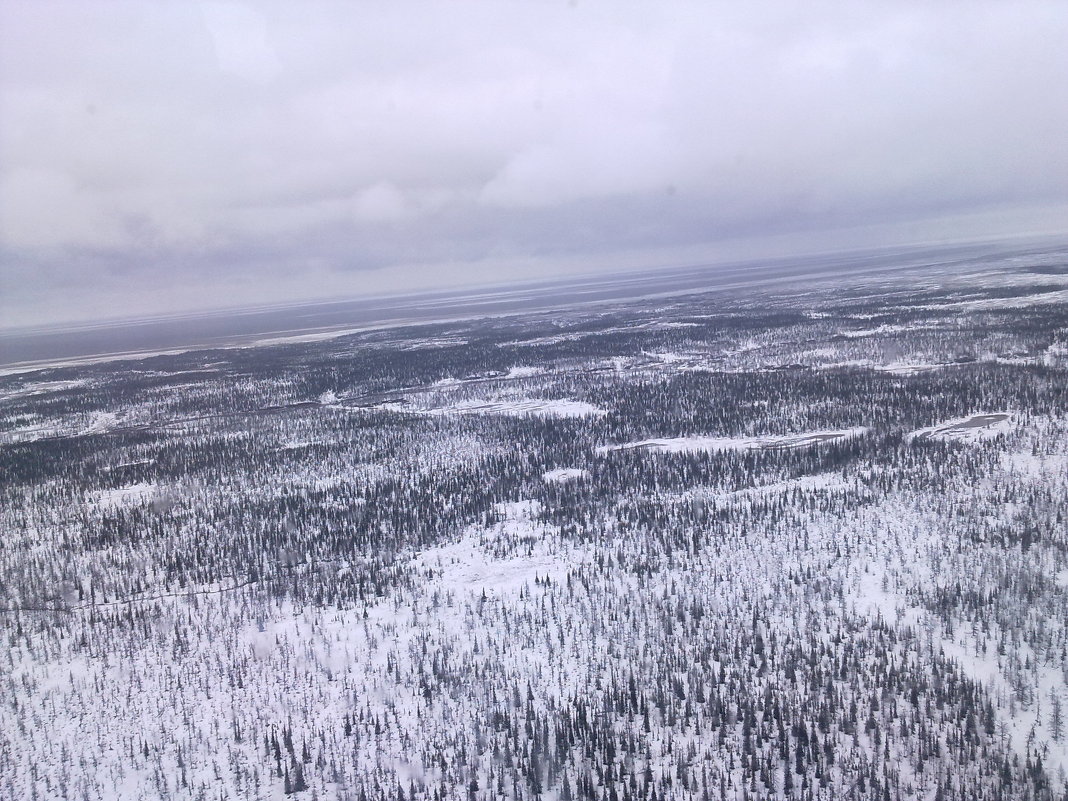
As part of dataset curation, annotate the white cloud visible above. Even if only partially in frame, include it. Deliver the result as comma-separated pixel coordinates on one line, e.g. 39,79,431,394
201,2,282,84
352,182,409,223
0,167,120,250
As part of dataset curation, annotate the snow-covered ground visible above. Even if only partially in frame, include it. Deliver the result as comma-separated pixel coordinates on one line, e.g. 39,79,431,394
837,323,924,339
909,412,1014,442
599,426,868,454
6,246,1068,800
817,358,954,375
385,397,606,418
90,482,159,508
415,501,581,594
505,365,543,378
920,288,1068,312
0,378,89,401
542,467,590,483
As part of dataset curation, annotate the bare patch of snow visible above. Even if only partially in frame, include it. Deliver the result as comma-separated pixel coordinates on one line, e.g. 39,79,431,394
876,362,948,375
0,419,65,444
416,535,561,594
91,483,159,507
0,379,89,402
644,351,688,364
850,566,923,627
398,336,468,351
837,323,918,339
253,325,377,346
387,397,606,418
599,427,867,455
542,467,590,483
927,288,1068,312
909,413,1013,442
817,359,953,375
498,332,587,347
83,412,118,435
415,499,576,595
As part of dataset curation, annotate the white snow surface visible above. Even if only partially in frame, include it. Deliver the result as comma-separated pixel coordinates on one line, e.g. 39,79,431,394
0,379,88,401
817,358,956,375
416,536,559,594
542,467,590,483
921,288,1068,312
0,410,123,444
599,426,868,455
941,631,1068,780
387,397,605,418
908,412,1014,442
0,418,64,444
837,323,920,338
91,482,159,507
505,365,543,378
415,500,586,595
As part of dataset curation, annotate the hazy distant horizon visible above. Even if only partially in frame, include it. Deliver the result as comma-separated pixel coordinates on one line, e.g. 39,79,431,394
4,235,1065,371
7,228,1068,334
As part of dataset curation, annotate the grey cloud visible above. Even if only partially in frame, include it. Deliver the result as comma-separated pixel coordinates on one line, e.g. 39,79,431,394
1,0,1067,327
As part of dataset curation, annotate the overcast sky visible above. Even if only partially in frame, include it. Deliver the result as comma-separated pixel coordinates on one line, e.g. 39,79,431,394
1,1,1067,328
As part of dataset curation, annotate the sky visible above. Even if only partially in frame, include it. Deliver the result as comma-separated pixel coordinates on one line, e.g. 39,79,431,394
1,0,1067,329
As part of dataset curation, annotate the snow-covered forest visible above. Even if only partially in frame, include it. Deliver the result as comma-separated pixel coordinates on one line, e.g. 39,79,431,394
4,244,1068,800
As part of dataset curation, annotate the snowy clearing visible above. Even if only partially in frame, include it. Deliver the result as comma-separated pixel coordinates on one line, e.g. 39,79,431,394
599,427,868,455
919,288,1068,312
0,379,89,402
415,535,564,595
386,397,606,418
414,500,576,594
83,411,119,434
849,559,927,629
837,323,921,339
506,365,543,378
0,419,66,444
90,482,159,508
909,412,1013,442
542,467,590,482
817,359,955,375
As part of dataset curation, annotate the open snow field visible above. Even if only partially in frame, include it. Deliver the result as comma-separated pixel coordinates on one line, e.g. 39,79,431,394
383,397,606,418
599,427,868,455
909,412,1014,442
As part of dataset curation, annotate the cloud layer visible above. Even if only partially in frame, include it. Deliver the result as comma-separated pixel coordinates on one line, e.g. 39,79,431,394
2,0,1067,326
